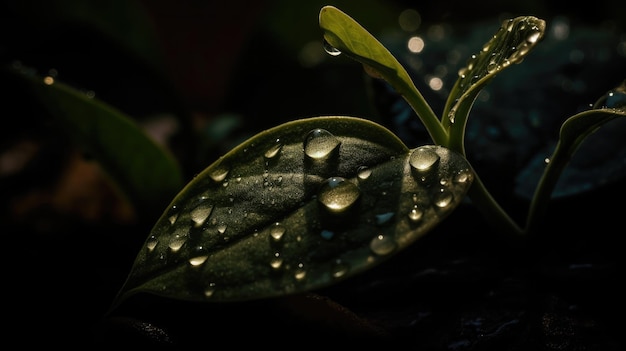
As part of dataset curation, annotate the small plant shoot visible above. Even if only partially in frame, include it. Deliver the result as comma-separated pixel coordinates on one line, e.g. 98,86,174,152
112,6,626,309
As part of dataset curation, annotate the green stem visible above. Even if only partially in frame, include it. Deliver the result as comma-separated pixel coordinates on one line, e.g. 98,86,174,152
524,147,567,237
400,89,449,146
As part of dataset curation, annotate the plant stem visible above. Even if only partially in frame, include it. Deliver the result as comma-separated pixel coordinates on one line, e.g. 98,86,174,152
400,91,448,146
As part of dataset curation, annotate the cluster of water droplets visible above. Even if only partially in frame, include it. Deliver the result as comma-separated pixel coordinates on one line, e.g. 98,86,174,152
450,16,545,124
136,122,472,300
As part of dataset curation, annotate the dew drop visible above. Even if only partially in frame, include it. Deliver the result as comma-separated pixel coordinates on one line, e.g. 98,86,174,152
204,282,216,298
331,260,350,279
408,206,424,223
270,222,286,241
486,61,499,73
526,30,541,44
188,245,209,266
210,164,230,183
168,233,186,252
146,235,158,252
323,39,342,56
448,108,457,124
270,252,283,270
264,139,283,160
318,177,361,213
294,266,307,281
458,67,469,78
217,222,227,234
189,255,208,266
168,213,178,225
410,147,440,173
190,204,213,228
454,169,472,184
370,234,397,256
434,189,453,208
357,166,372,180
304,128,341,160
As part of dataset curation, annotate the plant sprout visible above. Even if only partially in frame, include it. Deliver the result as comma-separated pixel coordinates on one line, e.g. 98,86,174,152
106,5,626,309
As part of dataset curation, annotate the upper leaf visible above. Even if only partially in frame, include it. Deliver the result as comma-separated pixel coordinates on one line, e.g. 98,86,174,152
525,81,626,234
444,16,546,154
113,116,473,307
319,5,445,146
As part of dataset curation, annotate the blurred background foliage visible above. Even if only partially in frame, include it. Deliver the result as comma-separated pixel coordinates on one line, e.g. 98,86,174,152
1,0,625,347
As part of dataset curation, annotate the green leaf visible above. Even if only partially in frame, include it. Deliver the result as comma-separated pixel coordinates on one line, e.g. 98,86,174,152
8,64,184,219
112,116,473,307
318,6,446,146
444,16,546,154
526,81,626,234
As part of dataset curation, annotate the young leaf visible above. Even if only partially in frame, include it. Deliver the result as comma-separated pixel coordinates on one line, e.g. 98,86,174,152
444,16,546,155
112,116,473,307
8,64,184,219
318,5,446,146
526,82,626,234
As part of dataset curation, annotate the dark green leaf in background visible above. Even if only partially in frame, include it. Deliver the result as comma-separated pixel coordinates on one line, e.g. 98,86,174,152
8,64,184,219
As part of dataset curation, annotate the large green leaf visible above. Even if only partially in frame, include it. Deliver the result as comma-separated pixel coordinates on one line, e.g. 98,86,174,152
8,64,184,219
112,116,473,307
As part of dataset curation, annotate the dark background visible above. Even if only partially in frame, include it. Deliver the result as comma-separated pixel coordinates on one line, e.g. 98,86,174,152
1,0,625,349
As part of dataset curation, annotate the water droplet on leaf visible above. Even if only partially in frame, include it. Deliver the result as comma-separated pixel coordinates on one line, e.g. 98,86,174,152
304,128,341,160
318,177,361,213
369,234,397,256
323,39,341,56
410,147,440,172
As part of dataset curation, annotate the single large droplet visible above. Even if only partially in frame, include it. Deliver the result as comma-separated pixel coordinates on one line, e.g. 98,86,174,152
331,260,350,279
454,169,472,184
410,147,440,173
191,204,213,228
204,283,216,298
146,235,158,252
270,252,283,270
189,255,208,266
264,139,283,160
189,246,209,266
408,206,424,223
434,189,453,208
323,39,342,56
168,233,187,252
270,222,286,241
294,263,307,280
318,177,361,213
357,166,372,181
210,164,230,182
369,234,397,256
304,128,341,160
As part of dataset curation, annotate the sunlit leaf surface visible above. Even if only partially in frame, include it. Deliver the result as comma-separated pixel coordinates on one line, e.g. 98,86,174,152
114,116,473,305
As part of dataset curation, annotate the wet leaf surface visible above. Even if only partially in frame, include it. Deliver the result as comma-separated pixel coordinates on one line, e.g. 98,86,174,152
113,116,473,306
